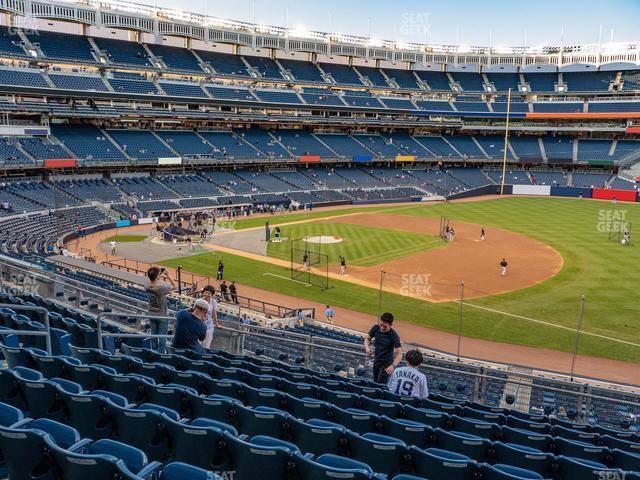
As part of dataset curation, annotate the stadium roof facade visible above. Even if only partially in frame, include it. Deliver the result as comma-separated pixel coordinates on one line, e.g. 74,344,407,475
3,0,639,69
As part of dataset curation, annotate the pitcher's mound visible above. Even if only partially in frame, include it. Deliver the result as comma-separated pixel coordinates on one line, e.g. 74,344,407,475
304,235,343,244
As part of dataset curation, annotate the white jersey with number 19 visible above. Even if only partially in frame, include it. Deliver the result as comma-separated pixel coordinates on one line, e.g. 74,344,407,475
387,366,429,398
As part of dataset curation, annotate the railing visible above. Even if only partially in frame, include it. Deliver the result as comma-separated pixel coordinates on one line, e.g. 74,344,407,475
90,312,640,428
0,304,52,355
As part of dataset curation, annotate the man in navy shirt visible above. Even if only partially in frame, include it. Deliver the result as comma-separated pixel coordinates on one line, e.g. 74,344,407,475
172,299,209,353
364,312,402,384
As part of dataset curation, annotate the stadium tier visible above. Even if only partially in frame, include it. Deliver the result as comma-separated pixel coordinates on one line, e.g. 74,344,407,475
0,5,637,480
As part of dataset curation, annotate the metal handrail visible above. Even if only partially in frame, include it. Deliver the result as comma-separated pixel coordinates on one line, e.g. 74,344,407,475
0,303,51,355
92,311,640,414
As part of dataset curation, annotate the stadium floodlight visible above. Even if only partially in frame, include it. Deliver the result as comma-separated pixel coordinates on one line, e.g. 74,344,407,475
289,25,317,40
368,38,385,48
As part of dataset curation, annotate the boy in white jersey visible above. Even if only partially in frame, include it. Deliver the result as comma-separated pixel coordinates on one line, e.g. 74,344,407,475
387,349,429,398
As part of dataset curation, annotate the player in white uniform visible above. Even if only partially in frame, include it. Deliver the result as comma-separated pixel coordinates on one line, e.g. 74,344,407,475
387,349,429,398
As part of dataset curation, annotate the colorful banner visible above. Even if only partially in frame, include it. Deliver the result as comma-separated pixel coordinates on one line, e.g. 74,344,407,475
395,155,415,162
44,159,76,168
299,155,321,163
115,220,132,228
592,188,637,202
352,155,373,163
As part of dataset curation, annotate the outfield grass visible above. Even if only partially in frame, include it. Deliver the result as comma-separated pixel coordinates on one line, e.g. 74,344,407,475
103,235,147,243
162,198,640,363
266,221,443,267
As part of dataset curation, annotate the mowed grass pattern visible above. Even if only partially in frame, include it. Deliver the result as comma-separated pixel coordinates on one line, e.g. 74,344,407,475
266,222,443,267
162,198,640,363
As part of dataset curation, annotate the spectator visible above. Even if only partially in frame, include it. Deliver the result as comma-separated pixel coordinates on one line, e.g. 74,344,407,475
229,281,238,304
172,299,209,353
364,312,402,384
325,305,334,325
145,266,176,353
201,285,220,348
220,280,230,302
387,349,429,398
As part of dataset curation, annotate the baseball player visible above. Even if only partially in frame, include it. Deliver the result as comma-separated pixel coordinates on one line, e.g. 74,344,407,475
623,229,630,246
480,228,485,241
500,258,508,276
303,251,309,271
340,255,347,275
110,240,117,254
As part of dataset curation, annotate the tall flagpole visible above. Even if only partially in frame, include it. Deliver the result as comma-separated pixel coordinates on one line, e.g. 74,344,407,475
500,87,512,195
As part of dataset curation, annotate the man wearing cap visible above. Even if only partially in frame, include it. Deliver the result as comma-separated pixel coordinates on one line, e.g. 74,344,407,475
172,299,209,353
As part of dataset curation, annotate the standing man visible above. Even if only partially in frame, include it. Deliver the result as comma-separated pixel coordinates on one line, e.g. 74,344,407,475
220,280,230,302
303,251,309,271
229,281,239,304
325,305,334,325
387,349,429,398
145,266,176,353
172,299,209,353
110,240,117,254
480,228,485,241
216,259,224,280
500,258,508,277
201,285,220,349
364,312,402,384
340,255,347,276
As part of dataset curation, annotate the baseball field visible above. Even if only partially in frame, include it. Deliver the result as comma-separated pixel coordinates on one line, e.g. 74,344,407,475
161,196,640,363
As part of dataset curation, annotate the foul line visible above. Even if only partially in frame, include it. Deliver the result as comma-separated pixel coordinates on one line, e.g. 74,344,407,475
262,272,312,287
458,301,640,349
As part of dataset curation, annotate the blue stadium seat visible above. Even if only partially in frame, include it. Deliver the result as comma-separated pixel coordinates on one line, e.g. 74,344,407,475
480,463,545,480
381,416,433,448
46,436,162,480
160,462,222,480
293,452,384,479
0,418,84,479
108,403,173,461
555,455,624,480
345,431,411,476
409,447,480,480
288,416,347,456
224,431,296,479
161,415,230,470
434,428,489,461
491,442,554,476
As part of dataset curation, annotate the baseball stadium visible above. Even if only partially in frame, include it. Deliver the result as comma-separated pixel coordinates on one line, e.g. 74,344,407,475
0,0,637,478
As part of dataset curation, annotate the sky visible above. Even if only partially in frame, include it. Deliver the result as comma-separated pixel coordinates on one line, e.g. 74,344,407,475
152,0,640,47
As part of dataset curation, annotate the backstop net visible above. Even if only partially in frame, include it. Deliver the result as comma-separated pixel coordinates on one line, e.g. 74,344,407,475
608,220,632,246
290,237,329,289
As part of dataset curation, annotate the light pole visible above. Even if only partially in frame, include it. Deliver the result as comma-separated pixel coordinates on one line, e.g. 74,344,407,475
570,294,586,381
377,269,386,319
456,281,464,361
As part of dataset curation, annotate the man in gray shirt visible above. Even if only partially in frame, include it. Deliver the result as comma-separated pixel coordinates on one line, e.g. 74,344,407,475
145,266,176,352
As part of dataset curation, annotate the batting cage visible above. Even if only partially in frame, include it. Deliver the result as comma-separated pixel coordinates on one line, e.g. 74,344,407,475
608,220,632,246
290,237,329,289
